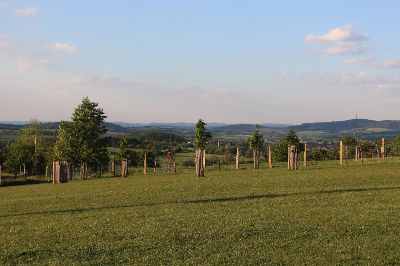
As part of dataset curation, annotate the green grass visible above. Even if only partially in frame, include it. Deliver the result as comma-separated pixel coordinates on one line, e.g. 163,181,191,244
1,161,400,265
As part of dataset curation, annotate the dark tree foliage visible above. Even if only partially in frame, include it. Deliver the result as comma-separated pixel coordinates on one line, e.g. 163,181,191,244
118,136,129,160
273,130,303,162
248,125,265,169
194,119,212,150
248,125,264,152
4,120,47,175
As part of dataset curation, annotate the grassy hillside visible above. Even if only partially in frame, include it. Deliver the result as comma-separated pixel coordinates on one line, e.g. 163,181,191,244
1,161,400,264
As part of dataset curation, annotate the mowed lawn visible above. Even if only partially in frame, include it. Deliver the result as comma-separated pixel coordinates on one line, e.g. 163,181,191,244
1,162,400,265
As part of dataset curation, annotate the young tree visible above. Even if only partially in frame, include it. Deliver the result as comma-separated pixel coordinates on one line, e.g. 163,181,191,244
273,130,303,162
248,125,264,169
194,119,211,177
4,119,47,175
118,136,130,160
54,97,108,178
53,122,73,162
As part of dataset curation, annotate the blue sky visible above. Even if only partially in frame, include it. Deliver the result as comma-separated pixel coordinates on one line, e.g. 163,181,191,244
1,1,400,124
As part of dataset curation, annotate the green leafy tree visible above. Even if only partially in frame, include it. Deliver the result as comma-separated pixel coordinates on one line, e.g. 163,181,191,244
273,130,303,162
4,119,47,175
194,119,212,150
54,97,108,176
53,122,73,161
388,136,400,156
118,136,130,160
194,119,212,177
248,125,265,169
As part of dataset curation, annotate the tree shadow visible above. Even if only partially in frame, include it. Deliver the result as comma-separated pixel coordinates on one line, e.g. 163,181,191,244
0,178,49,187
1,185,399,218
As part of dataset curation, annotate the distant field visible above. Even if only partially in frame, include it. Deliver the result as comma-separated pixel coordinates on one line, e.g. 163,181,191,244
1,161,400,264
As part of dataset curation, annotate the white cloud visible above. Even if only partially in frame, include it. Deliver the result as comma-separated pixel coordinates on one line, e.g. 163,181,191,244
305,24,367,43
54,42,78,53
203,89,236,98
315,72,400,86
280,69,289,77
375,84,399,93
15,58,53,72
344,57,374,65
16,58,30,72
344,57,400,69
36,59,52,67
305,24,368,56
14,7,39,16
324,42,368,55
68,74,140,90
382,60,400,69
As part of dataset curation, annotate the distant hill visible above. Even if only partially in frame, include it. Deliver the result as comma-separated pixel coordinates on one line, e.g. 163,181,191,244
291,119,400,132
261,123,292,128
0,122,128,133
113,122,227,129
211,124,268,134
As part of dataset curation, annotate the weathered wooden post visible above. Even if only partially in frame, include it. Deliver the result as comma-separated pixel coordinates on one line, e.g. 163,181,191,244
288,145,298,170
121,159,128,177
154,155,157,173
80,162,87,179
52,162,55,182
235,147,240,170
381,138,385,160
203,150,206,170
45,165,48,182
111,156,116,176
0,165,2,186
253,150,260,169
53,161,60,184
339,141,343,165
195,149,204,177
24,164,26,182
143,152,147,175
268,145,272,169
303,143,307,167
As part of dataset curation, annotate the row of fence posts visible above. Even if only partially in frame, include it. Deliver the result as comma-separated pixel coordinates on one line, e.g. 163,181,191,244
339,138,385,165
47,136,389,184
0,138,389,186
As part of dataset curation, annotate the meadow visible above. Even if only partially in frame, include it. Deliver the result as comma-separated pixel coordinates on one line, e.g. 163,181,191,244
1,160,400,265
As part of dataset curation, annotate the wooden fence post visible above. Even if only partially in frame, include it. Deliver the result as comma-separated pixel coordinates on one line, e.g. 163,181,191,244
355,146,358,162
339,141,343,165
144,153,147,175
235,147,240,170
381,138,385,160
195,149,204,177
203,150,206,170
0,165,2,186
45,166,49,182
121,159,128,177
154,155,157,173
268,145,272,169
303,143,307,167
111,156,116,176
288,146,298,170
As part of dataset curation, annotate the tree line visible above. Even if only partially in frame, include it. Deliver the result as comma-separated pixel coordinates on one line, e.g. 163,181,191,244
1,97,400,177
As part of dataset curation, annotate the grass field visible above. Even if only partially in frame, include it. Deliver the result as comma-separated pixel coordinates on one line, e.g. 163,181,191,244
1,161,400,265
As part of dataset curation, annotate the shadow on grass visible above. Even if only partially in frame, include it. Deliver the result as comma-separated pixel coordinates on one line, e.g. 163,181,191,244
2,185,400,218
0,178,49,187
